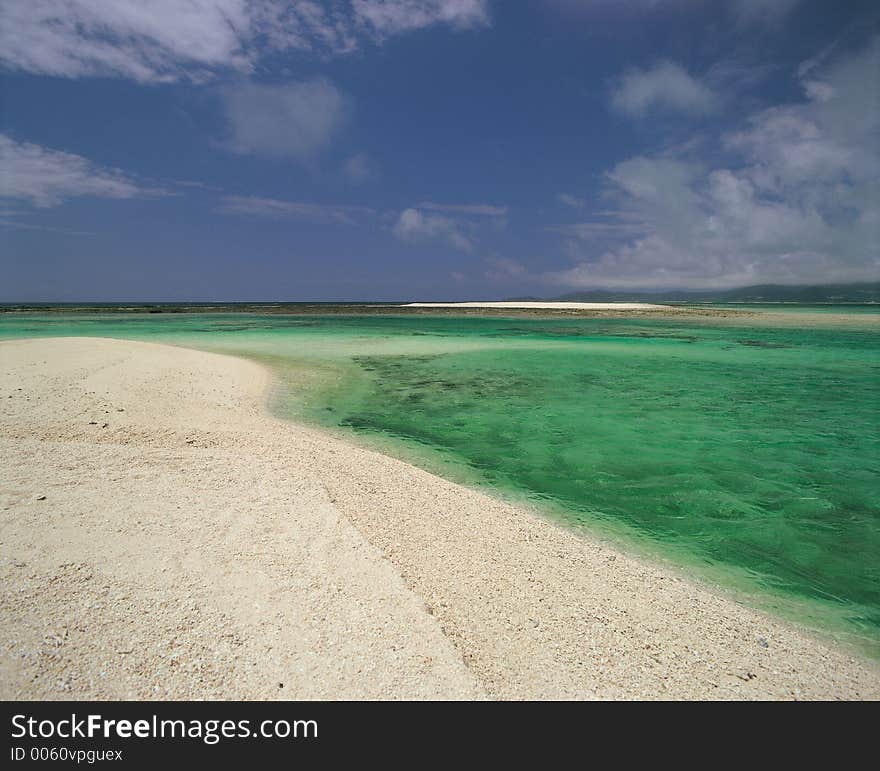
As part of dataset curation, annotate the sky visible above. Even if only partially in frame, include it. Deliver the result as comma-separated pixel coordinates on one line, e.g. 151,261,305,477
0,0,878,301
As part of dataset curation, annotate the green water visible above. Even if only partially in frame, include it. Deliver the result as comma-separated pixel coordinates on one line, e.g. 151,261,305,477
2,309,878,649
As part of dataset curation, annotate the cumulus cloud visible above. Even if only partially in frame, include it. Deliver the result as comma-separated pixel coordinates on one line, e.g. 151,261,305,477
0,1,491,82
393,208,473,251
550,37,880,289
219,79,349,161
392,200,507,250
218,195,373,224
611,60,719,117
0,0,252,83
0,134,165,208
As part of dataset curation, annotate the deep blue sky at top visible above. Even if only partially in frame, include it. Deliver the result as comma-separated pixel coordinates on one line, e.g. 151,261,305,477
1,1,877,300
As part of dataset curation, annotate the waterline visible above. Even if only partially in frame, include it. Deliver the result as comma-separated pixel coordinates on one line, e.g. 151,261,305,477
2,308,878,652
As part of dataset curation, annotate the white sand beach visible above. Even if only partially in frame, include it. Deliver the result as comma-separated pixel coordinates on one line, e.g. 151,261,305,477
1,337,878,700
404,301,673,310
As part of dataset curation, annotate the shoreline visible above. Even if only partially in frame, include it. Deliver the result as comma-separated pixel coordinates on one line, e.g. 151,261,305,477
0,302,755,320
2,337,879,699
403,301,673,310
286,379,878,658
2,306,877,333
318,422,880,659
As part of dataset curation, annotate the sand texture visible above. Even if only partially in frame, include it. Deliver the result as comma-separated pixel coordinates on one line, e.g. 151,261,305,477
2,337,878,700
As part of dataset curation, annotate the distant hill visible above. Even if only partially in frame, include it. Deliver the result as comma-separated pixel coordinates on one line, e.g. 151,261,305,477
546,282,880,304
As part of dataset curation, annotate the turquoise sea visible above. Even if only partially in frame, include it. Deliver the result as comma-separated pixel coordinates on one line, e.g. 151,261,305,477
2,307,878,652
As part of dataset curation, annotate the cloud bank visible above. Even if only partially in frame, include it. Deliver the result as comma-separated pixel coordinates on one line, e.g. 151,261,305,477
0,134,165,208
552,37,880,289
0,1,491,83
353,0,489,37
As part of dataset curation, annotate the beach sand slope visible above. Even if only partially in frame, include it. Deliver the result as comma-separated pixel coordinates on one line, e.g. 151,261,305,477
1,337,878,700
0,338,481,699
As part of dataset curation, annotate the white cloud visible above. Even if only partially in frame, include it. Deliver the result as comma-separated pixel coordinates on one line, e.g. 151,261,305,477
392,200,506,250
353,0,489,37
218,195,373,224
393,208,473,251
0,0,252,83
219,79,349,160
0,1,491,83
611,60,719,117
250,0,357,55
0,134,166,208
551,37,880,289
416,201,507,216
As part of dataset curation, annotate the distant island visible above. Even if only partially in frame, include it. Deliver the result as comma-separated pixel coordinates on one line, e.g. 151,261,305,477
4,282,879,313
538,281,880,304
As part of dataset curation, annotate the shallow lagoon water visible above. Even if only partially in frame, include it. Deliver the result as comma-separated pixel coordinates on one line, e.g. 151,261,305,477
2,309,878,650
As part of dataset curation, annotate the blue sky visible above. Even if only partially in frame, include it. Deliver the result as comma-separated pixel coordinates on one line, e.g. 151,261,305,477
1,0,878,301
